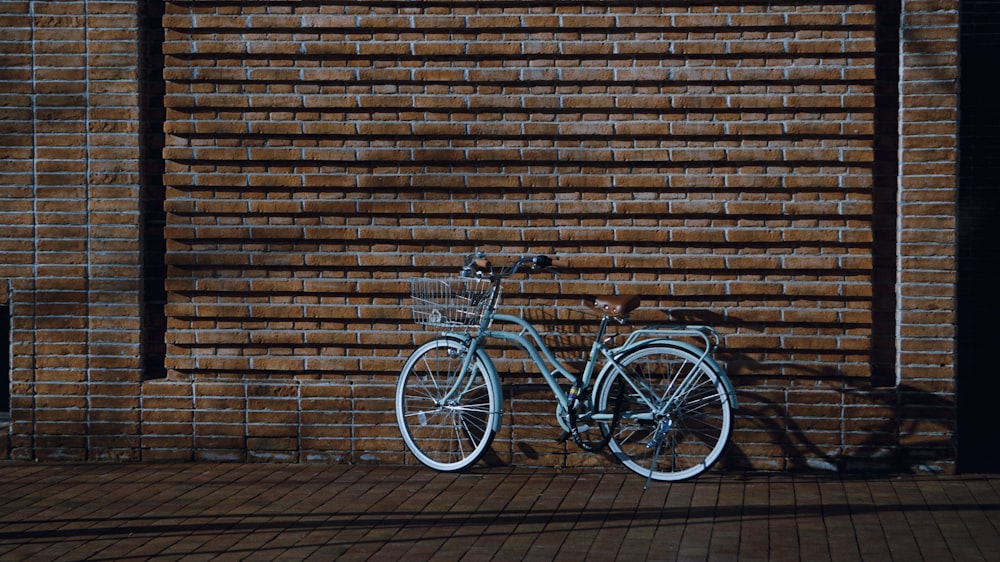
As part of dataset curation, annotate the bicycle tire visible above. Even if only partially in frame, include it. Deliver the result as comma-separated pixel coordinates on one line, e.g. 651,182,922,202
595,344,733,482
395,337,500,472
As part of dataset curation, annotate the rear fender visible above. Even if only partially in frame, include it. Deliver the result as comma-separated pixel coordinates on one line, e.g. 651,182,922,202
593,340,738,410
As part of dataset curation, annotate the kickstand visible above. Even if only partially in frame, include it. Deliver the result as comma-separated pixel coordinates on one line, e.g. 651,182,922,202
644,437,665,491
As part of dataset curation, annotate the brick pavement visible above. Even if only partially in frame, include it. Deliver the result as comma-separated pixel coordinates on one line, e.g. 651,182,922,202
0,463,996,561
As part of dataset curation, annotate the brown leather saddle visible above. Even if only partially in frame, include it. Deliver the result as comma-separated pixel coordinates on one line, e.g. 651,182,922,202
587,294,641,318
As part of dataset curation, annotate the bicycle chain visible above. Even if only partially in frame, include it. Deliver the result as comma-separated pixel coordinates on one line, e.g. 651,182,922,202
564,378,626,453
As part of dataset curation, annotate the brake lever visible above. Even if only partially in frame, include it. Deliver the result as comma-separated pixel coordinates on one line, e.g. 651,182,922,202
461,253,493,278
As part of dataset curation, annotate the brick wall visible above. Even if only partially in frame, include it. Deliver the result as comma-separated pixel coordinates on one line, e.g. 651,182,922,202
162,3,881,375
1,0,959,472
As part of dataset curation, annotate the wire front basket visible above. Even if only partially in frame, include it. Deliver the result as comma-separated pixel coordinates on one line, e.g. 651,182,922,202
411,277,499,329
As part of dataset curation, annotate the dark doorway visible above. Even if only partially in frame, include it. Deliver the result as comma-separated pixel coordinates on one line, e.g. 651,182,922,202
1,305,9,416
139,0,167,380
958,0,1000,472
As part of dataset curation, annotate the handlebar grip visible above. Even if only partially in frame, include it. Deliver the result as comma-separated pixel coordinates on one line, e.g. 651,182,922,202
531,255,553,270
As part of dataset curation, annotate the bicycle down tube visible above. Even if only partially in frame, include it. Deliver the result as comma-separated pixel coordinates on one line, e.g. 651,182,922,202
476,312,610,412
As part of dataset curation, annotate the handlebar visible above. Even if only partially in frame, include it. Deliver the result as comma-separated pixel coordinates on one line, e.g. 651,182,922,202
460,253,556,280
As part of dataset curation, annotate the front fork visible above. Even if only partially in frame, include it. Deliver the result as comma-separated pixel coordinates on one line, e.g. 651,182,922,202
435,335,487,407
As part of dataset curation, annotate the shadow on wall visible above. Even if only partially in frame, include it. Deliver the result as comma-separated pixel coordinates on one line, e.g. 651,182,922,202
728,383,954,475
665,308,953,473
503,305,953,474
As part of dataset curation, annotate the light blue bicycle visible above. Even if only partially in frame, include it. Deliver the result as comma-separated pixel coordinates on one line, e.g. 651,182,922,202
396,254,739,483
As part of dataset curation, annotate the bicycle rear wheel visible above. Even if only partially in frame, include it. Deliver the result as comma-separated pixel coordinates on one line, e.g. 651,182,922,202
395,337,500,472
595,344,733,482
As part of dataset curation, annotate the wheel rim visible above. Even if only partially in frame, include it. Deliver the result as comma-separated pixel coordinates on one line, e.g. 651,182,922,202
396,339,498,471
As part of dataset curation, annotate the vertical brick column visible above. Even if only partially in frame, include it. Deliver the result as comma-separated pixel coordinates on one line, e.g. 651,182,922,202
84,0,146,460
0,0,146,461
0,1,36,451
895,0,959,469
19,1,93,460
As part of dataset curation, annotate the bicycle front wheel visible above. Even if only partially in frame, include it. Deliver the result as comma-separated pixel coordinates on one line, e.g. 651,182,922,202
595,344,733,482
395,337,500,472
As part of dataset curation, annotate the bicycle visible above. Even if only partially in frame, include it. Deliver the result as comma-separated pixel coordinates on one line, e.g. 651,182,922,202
395,254,739,483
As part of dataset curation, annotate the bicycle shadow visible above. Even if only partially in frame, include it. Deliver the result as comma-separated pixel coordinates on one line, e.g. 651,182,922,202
495,306,954,474
667,309,955,474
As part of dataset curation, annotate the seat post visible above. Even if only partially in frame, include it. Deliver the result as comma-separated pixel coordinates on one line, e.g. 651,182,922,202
594,313,613,343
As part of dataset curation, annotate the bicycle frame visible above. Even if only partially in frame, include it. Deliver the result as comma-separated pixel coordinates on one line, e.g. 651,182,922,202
427,254,737,424
434,313,605,417
481,312,612,412
440,310,738,430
